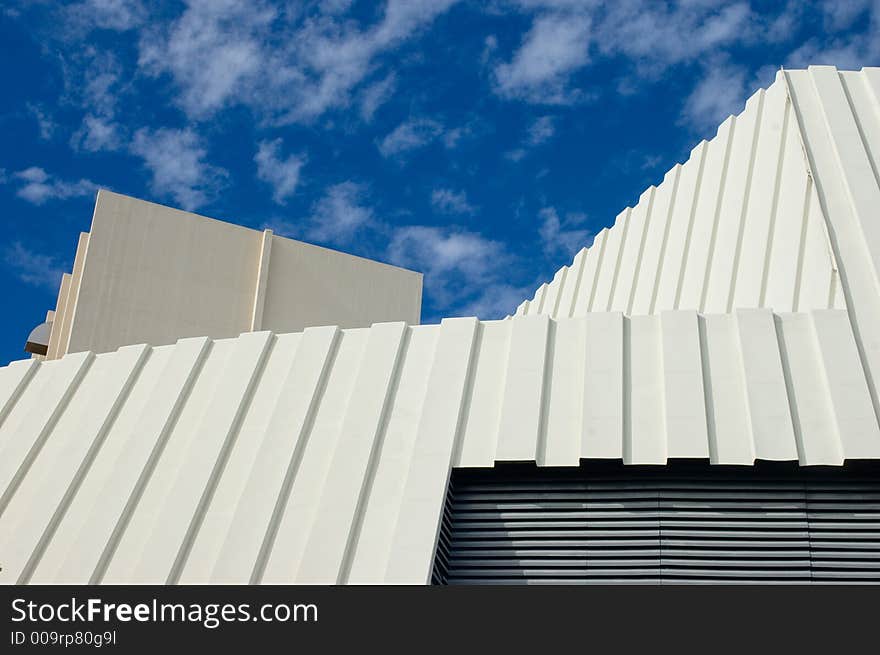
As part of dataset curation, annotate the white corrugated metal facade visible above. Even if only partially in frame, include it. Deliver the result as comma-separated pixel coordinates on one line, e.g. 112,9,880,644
1,66,879,584
515,67,876,321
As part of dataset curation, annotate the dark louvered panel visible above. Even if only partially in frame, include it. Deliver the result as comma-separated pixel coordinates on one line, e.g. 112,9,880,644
658,480,810,583
435,464,880,585
446,475,661,584
807,479,880,583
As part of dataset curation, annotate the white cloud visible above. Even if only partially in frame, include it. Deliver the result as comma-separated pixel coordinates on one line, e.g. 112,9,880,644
72,114,122,152
593,2,756,70
680,63,748,132
80,48,124,119
481,34,498,65
267,184,526,318
443,127,466,149
389,227,505,280
306,182,374,246
493,1,764,104
786,18,880,71
138,0,459,124
378,118,444,158
442,118,485,149
526,115,556,145
505,115,556,161
431,188,476,215
13,167,98,205
4,242,67,291
819,0,872,30
373,0,460,46
457,282,534,319
388,225,513,315
138,1,272,120
47,36,127,135
494,12,591,103
266,181,374,248
27,104,56,140
641,153,664,171
320,0,356,15
538,207,591,258
680,61,778,134
359,73,397,121
130,127,227,210
254,139,306,204
66,0,146,32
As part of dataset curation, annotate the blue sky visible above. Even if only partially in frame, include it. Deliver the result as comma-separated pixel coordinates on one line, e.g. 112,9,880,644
0,1,877,366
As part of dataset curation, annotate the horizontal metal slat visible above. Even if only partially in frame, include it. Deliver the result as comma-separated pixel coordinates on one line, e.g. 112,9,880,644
438,465,880,585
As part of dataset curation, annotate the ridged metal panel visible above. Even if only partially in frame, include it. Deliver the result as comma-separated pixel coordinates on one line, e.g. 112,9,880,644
784,66,880,457
517,64,880,475
1,306,879,584
437,465,880,585
515,68,880,320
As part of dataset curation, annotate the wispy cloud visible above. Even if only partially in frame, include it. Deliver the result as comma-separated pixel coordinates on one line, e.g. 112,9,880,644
442,117,486,149
680,62,749,132
538,206,591,258
72,114,122,152
818,0,873,30
785,6,880,72
79,48,125,119
359,73,397,122
65,0,147,33
493,1,765,106
138,2,272,120
3,242,67,291
640,153,664,171
137,0,459,124
388,225,515,317
431,188,476,215
27,103,56,140
305,182,374,245
680,61,776,133
130,127,227,210
592,2,756,72
526,115,556,145
378,117,444,158
457,282,534,319
307,181,373,244
13,167,98,205
506,115,557,160
493,12,591,103
254,139,306,204
270,182,375,248
56,44,129,153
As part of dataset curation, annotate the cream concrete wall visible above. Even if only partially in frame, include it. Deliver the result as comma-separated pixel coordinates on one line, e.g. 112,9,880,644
262,237,422,332
46,274,71,360
65,191,263,356
55,232,90,357
47,191,422,357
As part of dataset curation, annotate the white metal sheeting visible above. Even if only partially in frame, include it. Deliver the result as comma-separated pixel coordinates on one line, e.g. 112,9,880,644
784,66,880,469
515,66,880,320
1,309,879,585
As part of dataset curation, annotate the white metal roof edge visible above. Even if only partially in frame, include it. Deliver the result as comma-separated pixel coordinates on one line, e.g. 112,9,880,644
1,308,879,584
